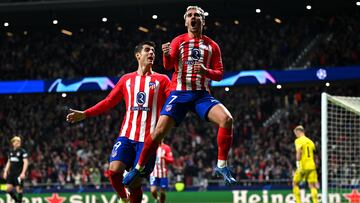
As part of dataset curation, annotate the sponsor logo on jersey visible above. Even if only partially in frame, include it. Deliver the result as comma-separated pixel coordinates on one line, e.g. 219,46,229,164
184,60,196,65
10,157,19,162
130,106,150,111
191,48,201,61
136,92,146,105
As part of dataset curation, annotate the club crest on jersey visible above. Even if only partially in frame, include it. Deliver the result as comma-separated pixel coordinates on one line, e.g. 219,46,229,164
136,92,146,105
199,44,209,51
165,104,172,112
149,82,156,90
191,48,201,61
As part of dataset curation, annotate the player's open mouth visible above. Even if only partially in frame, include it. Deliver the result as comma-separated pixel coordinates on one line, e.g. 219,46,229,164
148,57,154,61
191,21,197,27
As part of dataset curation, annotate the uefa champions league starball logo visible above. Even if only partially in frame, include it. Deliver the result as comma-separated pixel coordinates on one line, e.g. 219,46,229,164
316,68,327,80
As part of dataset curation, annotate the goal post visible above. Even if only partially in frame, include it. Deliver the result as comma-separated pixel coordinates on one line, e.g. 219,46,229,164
321,92,328,203
321,92,360,203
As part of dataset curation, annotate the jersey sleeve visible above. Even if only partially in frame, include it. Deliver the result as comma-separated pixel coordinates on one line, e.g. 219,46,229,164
163,36,180,70
22,149,28,158
311,140,316,151
85,77,124,117
163,145,174,164
205,41,224,81
294,139,302,151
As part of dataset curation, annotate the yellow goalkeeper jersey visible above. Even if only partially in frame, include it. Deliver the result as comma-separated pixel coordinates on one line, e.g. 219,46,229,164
294,135,316,170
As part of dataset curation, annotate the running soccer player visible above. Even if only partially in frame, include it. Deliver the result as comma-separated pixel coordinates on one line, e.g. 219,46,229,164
124,5,237,186
66,41,170,203
292,125,318,203
150,140,173,203
3,136,29,203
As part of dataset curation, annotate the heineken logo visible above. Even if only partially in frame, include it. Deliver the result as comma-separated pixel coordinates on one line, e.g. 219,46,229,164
232,189,360,203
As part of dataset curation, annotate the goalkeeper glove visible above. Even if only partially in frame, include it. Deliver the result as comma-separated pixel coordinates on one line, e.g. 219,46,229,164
296,161,301,170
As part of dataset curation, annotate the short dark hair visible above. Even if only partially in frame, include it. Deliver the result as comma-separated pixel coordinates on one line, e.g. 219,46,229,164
134,41,156,55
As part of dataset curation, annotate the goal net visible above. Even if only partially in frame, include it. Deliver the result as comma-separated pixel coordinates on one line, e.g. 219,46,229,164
321,93,360,203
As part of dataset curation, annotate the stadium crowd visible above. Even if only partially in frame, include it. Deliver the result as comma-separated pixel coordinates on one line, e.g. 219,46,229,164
1,14,360,80
1,84,358,189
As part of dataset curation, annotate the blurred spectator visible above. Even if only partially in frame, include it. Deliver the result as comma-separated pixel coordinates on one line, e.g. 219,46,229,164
1,14,359,80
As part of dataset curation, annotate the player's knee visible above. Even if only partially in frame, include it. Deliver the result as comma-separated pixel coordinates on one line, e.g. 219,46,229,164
150,187,157,193
220,114,233,128
109,161,126,173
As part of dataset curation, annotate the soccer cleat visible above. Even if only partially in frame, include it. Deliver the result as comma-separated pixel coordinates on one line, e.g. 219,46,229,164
214,166,238,185
122,168,141,186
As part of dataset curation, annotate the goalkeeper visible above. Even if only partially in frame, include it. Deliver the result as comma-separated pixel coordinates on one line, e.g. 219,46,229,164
292,125,318,203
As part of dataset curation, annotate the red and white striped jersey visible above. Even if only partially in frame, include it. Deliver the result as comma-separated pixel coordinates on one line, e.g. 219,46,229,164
85,71,170,142
151,143,174,178
163,33,224,92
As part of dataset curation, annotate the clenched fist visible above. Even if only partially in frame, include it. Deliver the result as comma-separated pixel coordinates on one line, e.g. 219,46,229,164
162,42,171,56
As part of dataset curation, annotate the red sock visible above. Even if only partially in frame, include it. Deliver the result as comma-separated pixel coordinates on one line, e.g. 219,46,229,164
160,192,166,203
130,187,143,203
138,135,160,167
217,127,233,160
107,170,127,199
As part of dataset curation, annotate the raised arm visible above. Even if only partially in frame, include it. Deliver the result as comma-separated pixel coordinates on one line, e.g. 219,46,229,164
66,78,124,123
162,38,179,70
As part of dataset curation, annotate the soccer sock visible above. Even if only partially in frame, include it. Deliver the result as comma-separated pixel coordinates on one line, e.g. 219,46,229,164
129,187,143,203
8,191,18,202
293,185,301,203
160,192,166,203
311,187,318,203
18,192,23,203
107,170,128,199
217,127,233,168
136,135,160,170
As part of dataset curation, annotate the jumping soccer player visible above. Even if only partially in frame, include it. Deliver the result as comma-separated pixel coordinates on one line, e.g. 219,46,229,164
292,125,318,203
124,5,237,186
66,41,170,203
